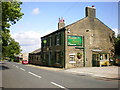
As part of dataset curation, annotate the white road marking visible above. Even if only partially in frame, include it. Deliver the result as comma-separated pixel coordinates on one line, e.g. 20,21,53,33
20,68,25,71
16,66,18,68
51,82,67,89
16,63,20,64
28,72,41,78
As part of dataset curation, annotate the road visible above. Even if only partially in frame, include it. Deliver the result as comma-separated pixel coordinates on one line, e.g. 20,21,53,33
1,61,118,89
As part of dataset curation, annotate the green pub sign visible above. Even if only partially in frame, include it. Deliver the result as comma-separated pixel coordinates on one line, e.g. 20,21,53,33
67,35,83,46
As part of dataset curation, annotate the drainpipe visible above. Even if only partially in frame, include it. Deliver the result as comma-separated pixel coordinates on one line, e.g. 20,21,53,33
83,36,86,67
75,36,86,67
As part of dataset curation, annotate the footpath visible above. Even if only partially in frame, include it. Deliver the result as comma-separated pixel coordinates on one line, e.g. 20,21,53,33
64,66,119,79
27,64,119,79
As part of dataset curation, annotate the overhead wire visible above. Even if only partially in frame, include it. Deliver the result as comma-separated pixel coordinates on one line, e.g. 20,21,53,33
61,2,80,17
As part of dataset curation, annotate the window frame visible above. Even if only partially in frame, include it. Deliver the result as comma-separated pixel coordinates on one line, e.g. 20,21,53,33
69,55,75,61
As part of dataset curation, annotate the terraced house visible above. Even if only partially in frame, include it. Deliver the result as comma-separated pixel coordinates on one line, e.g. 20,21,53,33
29,48,41,65
41,6,115,68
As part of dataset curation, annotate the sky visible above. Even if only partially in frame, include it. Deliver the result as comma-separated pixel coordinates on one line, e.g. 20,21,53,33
10,2,119,53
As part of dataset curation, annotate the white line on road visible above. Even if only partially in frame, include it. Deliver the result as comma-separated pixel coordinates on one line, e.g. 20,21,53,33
28,72,41,78
51,82,68,90
16,66,18,68
16,63,20,64
20,68,25,71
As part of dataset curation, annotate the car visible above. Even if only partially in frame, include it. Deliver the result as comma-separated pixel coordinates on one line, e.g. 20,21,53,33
99,60,110,67
22,60,28,64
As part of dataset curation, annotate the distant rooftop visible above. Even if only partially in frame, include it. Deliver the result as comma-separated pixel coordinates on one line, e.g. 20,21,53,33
30,48,41,54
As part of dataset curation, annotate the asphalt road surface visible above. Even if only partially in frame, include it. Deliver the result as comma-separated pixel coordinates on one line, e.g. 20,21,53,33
1,61,118,89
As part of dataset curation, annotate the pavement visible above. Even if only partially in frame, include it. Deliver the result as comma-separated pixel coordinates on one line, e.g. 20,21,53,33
26,63,119,79
64,66,119,79
26,64,63,71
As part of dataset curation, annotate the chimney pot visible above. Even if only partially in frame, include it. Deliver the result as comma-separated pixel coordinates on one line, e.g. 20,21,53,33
85,6,96,18
92,5,95,7
58,17,65,29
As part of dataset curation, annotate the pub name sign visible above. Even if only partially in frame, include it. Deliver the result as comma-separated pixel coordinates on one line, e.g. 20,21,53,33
67,35,83,46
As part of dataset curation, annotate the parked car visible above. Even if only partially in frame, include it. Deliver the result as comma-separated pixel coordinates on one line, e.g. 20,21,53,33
99,60,110,67
22,60,28,64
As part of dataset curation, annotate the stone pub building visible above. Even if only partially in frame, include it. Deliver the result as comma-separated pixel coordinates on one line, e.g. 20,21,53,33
41,6,115,68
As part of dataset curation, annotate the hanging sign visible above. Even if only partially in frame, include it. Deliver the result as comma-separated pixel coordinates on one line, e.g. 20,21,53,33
43,40,47,44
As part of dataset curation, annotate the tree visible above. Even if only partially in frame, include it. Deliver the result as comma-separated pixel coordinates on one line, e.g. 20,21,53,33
115,35,120,56
2,0,23,30
1,0,24,59
7,38,22,59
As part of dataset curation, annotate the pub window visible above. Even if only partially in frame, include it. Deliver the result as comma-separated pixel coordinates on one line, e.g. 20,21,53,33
36,57,38,61
43,52,46,60
46,38,49,46
59,33,61,45
70,55,75,61
55,52,61,64
29,56,31,60
56,35,60,45
32,56,34,60
55,33,61,46
55,35,56,45
31,56,33,60
105,54,107,60
50,37,52,47
100,54,103,60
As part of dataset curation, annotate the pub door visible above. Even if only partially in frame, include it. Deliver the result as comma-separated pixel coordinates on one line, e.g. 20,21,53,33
92,54,99,67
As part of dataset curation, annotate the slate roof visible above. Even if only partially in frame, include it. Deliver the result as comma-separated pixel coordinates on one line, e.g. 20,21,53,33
30,48,41,54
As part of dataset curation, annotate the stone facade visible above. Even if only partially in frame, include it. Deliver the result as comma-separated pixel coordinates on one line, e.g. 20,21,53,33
29,48,41,65
41,6,115,68
41,29,65,67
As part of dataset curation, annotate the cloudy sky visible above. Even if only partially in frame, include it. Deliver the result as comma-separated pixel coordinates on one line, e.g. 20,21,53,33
10,2,119,53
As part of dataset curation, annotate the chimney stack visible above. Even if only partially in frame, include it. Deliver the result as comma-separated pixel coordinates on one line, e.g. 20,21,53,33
85,6,96,18
58,17,65,29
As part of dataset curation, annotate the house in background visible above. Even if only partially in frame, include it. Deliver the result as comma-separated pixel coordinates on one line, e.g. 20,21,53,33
22,53,29,62
41,6,115,69
29,48,41,65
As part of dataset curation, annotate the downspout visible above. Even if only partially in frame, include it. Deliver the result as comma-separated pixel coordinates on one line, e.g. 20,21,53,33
63,28,66,69
83,36,86,67
75,36,86,67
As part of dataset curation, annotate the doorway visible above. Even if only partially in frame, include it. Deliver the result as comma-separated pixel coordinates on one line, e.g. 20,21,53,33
92,54,99,67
